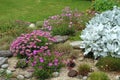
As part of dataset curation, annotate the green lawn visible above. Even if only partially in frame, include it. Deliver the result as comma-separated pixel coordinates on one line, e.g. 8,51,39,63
0,0,91,24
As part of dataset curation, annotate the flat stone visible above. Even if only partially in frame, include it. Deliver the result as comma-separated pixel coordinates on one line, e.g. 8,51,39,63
1,64,9,69
68,70,78,77
54,35,69,43
0,50,12,57
17,75,24,80
0,57,8,66
70,41,82,49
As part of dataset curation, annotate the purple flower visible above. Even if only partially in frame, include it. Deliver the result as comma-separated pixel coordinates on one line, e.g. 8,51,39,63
39,57,44,63
48,62,53,67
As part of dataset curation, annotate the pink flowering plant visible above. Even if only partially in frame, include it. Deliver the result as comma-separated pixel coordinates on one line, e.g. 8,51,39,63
10,30,56,58
30,50,64,79
43,7,83,36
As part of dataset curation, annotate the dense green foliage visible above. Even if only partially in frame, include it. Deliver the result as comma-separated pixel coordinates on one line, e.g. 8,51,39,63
88,72,110,80
96,56,120,71
92,0,119,12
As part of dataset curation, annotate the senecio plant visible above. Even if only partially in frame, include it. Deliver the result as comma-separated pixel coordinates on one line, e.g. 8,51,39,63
80,6,120,59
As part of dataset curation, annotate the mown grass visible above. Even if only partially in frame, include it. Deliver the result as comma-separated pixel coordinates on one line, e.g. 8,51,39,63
0,0,91,25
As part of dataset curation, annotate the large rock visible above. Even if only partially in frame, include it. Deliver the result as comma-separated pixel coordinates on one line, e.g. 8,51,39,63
0,50,12,57
70,41,82,49
54,35,69,43
68,70,78,77
0,57,8,66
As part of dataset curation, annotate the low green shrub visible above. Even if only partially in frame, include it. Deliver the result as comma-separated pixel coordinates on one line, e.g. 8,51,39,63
96,56,120,71
77,64,91,76
32,51,63,80
92,0,119,12
88,72,110,80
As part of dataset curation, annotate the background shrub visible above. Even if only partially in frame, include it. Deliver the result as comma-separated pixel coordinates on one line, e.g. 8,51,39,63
96,56,120,71
88,72,110,80
92,0,119,12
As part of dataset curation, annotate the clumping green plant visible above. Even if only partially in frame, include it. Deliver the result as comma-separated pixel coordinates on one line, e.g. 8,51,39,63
31,50,64,80
88,72,110,80
16,59,28,68
96,56,120,71
52,42,73,55
92,0,119,12
77,64,91,76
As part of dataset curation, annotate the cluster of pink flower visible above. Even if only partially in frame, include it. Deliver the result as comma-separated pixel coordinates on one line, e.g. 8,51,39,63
10,30,56,58
43,7,81,31
30,49,64,68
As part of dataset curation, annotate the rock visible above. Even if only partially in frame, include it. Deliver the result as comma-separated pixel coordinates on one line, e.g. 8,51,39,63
17,75,24,80
78,57,84,61
52,72,59,77
6,70,12,75
24,72,33,79
54,35,69,43
1,64,9,69
116,75,120,80
29,23,35,28
82,76,88,80
70,41,82,49
0,50,12,57
0,57,8,66
68,70,78,77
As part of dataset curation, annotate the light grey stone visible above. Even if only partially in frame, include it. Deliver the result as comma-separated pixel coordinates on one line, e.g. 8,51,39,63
116,75,120,80
70,41,82,49
24,72,33,79
29,23,35,28
0,50,12,57
1,64,9,69
52,72,59,77
17,75,24,80
0,57,8,66
6,70,12,75
82,76,88,80
54,35,69,43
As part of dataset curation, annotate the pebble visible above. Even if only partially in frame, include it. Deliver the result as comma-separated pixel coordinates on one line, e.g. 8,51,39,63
78,57,84,61
1,64,9,69
6,70,12,75
68,70,78,77
70,41,82,49
24,72,33,79
116,75,120,80
0,57,8,66
82,76,88,80
52,72,59,77
29,23,35,28
17,75,24,80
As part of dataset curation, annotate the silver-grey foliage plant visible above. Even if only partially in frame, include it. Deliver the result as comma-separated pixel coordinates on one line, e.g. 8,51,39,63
80,6,120,59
